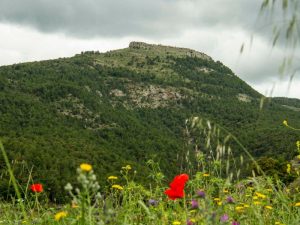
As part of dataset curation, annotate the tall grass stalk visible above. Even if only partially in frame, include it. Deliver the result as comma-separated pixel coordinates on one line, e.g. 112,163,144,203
0,140,27,220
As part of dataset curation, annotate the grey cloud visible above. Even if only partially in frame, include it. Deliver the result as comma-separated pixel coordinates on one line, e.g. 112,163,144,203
0,0,262,38
0,0,298,89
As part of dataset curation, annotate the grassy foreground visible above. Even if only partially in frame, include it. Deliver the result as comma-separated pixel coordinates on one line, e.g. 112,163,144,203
0,159,300,225
1,119,300,225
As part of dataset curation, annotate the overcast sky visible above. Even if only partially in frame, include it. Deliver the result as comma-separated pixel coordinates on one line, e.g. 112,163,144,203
0,0,299,98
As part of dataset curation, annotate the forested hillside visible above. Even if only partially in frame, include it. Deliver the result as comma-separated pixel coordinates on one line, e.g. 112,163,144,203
1,42,299,201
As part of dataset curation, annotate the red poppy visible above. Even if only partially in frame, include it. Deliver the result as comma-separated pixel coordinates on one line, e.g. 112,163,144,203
164,173,189,200
30,183,43,193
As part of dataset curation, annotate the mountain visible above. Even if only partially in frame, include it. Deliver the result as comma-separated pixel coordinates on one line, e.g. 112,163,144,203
0,41,299,201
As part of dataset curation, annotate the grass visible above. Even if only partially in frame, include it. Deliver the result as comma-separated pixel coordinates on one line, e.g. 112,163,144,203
0,118,300,225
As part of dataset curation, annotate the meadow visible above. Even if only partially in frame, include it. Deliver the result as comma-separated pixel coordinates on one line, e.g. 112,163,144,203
1,118,300,225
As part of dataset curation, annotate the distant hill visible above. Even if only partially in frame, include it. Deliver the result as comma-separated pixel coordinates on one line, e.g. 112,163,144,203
0,41,299,201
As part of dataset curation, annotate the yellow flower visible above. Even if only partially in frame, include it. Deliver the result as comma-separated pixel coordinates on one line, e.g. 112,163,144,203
80,163,92,172
296,141,300,152
283,120,288,126
253,196,258,200
294,202,300,207
172,221,181,225
243,204,250,208
235,206,244,212
287,164,291,174
223,189,229,193
203,173,210,177
54,211,67,221
255,192,267,199
189,219,196,223
112,184,123,190
265,205,273,210
253,201,262,205
122,165,132,170
213,198,221,201
217,201,222,206
108,176,118,180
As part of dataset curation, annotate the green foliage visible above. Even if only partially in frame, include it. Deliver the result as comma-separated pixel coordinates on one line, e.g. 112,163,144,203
0,45,299,201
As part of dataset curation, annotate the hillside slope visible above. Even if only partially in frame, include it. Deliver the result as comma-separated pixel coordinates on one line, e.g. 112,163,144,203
0,42,299,201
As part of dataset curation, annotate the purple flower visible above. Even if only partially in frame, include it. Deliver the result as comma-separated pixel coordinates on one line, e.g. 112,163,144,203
186,219,195,225
232,221,240,225
196,190,205,198
190,199,199,209
220,214,229,222
148,199,158,206
226,196,234,203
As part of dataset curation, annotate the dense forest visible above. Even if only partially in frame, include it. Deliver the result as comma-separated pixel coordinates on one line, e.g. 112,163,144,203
1,43,299,202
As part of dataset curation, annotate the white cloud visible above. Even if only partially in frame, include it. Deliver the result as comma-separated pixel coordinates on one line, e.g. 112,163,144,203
0,23,133,65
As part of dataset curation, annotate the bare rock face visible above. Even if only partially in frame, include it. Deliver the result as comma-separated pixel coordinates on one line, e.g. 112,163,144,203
129,41,151,49
129,41,211,60
110,89,126,97
237,93,252,103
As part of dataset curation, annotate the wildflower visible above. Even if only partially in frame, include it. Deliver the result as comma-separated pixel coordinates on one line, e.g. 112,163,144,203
30,183,43,193
217,201,222,206
187,218,196,225
173,221,181,225
190,200,199,209
226,196,234,203
148,199,158,206
108,176,118,180
196,190,205,198
80,163,92,172
283,120,288,126
122,165,132,170
297,141,300,151
112,184,123,190
253,201,262,205
203,173,210,177
265,205,273,210
213,198,221,201
287,164,291,174
164,173,189,200
54,211,67,221
294,202,300,207
255,192,267,199
232,221,240,225
235,206,244,212
243,204,250,208
253,196,258,200
220,214,229,222
223,189,229,193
